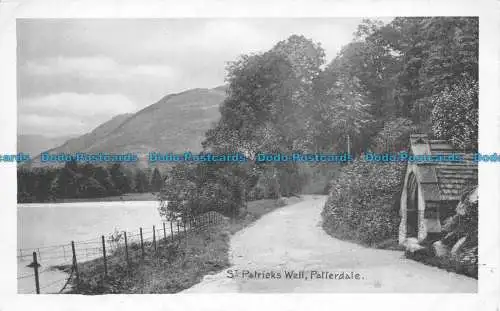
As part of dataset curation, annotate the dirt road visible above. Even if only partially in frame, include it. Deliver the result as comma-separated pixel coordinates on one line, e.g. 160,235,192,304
183,195,477,293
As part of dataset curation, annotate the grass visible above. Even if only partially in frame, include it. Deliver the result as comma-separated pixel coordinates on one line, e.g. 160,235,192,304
56,197,301,294
57,218,231,294
55,192,157,203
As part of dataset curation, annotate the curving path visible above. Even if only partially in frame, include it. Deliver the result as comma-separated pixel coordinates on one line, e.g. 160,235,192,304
183,195,477,293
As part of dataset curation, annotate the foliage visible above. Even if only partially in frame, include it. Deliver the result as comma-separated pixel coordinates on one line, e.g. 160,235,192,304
150,167,163,192
431,77,478,151
109,163,132,194
158,163,196,219
63,216,231,294
381,17,478,123
158,160,262,220
17,163,152,203
370,117,416,152
319,17,477,247
322,158,406,246
199,35,327,212
134,169,151,193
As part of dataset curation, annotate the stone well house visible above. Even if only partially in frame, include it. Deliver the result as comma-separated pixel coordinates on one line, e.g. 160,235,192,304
398,134,478,244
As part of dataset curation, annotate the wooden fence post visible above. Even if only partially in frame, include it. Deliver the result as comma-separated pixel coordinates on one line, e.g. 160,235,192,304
71,241,80,293
177,221,180,238
101,235,107,277
153,225,157,252
32,252,40,294
140,227,145,257
124,231,130,270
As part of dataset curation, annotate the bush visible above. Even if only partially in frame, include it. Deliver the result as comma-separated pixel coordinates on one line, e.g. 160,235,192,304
321,158,405,246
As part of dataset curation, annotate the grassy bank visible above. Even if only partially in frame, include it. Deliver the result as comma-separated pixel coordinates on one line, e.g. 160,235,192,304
58,219,231,294
58,197,300,294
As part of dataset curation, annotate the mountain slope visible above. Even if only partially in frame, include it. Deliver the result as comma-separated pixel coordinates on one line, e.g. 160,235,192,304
17,134,74,157
29,86,226,166
87,87,225,154
42,113,133,154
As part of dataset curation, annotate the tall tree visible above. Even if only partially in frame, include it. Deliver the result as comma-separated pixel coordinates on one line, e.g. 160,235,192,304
151,167,163,192
134,169,150,193
53,163,78,198
431,76,478,151
109,163,131,194
379,17,478,123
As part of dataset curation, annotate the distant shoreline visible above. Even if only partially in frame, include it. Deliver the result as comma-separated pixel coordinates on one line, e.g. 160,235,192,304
18,192,158,204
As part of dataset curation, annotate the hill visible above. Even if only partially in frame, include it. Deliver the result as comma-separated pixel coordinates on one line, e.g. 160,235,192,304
87,87,225,154
41,113,133,154
17,134,74,157
28,86,226,167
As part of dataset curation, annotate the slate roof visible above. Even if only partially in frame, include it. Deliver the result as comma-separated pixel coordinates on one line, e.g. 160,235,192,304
409,134,478,201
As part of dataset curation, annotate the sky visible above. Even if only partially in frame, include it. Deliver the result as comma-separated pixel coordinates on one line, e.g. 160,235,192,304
17,18,393,138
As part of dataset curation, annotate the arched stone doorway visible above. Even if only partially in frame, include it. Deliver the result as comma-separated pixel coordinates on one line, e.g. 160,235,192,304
406,173,419,238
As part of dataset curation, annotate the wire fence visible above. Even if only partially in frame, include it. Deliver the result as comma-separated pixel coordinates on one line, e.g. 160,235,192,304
17,211,224,294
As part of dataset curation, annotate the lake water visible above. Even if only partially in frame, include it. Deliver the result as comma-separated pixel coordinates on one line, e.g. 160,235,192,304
17,200,167,294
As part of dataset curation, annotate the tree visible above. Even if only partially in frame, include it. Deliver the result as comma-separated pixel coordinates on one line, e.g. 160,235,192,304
203,35,328,204
151,167,163,192
158,163,197,220
377,17,478,123
134,169,150,193
431,76,478,151
310,52,376,154
34,168,57,201
370,117,416,152
53,165,78,198
109,163,131,194
78,176,107,198
93,166,117,196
